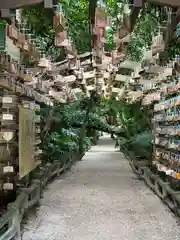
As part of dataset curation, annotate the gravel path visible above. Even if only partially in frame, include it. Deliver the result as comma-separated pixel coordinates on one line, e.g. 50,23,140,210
22,135,180,240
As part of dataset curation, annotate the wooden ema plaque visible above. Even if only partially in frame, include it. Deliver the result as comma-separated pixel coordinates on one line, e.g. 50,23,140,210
53,12,66,31
54,30,69,47
95,7,107,28
7,24,40,60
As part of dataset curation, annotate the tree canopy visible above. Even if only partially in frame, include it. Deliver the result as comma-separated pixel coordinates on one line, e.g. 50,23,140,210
21,0,129,57
21,1,180,63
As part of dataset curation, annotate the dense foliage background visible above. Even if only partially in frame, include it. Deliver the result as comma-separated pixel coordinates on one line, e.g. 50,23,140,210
21,1,180,163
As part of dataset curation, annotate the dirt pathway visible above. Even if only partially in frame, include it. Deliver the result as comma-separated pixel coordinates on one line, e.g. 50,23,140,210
22,135,180,240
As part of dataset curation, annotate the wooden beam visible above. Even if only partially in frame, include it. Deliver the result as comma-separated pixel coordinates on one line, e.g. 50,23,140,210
147,0,180,7
0,0,43,9
78,52,92,59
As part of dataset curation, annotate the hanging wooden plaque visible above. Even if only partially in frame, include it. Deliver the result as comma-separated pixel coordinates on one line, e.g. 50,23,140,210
95,7,107,28
8,25,18,41
5,36,20,61
17,32,25,49
54,31,68,47
53,12,66,30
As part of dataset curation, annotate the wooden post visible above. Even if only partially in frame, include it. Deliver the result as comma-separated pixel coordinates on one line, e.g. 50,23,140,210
93,7,107,94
